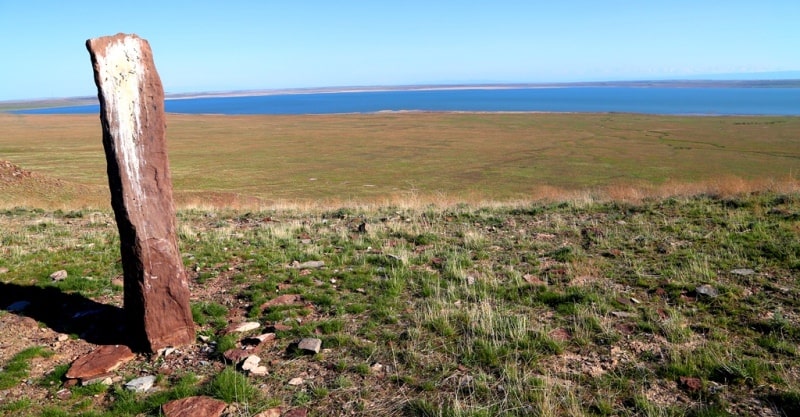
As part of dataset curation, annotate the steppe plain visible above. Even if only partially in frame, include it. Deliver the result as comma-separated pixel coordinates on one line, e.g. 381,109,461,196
1,112,799,416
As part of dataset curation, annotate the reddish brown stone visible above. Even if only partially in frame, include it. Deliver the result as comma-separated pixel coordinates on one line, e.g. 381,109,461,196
222,348,251,364
86,34,195,352
162,396,227,417
283,408,309,417
260,294,303,310
65,345,135,381
679,376,703,392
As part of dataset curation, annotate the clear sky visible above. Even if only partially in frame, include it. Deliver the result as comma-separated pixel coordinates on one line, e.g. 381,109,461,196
1,0,799,100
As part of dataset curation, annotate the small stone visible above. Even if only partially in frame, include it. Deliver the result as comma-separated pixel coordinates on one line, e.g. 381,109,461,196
731,268,755,276
198,335,211,343
159,347,177,357
228,321,260,333
695,284,719,298
125,375,156,392
6,300,30,312
284,408,308,417
611,311,638,318
370,363,383,372
288,377,304,386
57,334,70,342
222,349,250,364
254,408,282,417
297,338,322,354
679,376,703,392
243,333,276,346
250,366,268,376
261,294,303,310
271,323,292,332
56,388,71,400
0,267,9,274
290,260,325,269
241,355,261,371
81,373,114,386
162,396,227,417
50,270,68,281
629,297,641,304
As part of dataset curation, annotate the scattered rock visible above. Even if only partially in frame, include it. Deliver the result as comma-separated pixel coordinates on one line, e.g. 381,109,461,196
270,323,292,332
250,366,268,376
679,376,703,392
125,375,156,392
611,311,638,318
695,284,719,298
288,377,304,386
227,321,260,334
629,297,641,304
370,363,384,373
162,396,227,417
81,373,114,386
254,408,282,417
66,345,135,383
261,294,303,310
523,274,546,285
241,355,261,371
6,300,30,312
731,268,755,276
56,388,71,400
0,267,8,274
284,408,308,417
49,270,68,281
548,328,571,342
289,260,325,269
222,349,251,364
57,334,70,342
242,333,276,347
297,338,322,354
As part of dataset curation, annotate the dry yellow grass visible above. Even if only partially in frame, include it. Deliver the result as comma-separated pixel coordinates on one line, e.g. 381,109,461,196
1,112,798,210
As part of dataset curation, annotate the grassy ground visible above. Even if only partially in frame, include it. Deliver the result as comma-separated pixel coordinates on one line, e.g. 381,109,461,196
1,113,798,208
1,112,799,415
1,191,799,416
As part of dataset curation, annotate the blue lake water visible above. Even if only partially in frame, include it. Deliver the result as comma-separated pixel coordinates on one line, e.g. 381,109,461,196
14,87,800,116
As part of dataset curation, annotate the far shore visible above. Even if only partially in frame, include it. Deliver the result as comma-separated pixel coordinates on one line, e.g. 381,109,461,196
3,79,799,111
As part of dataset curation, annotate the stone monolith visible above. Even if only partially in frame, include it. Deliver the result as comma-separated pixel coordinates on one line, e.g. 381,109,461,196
86,33,195,352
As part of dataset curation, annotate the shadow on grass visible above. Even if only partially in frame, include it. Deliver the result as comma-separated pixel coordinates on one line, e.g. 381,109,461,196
0,282,127,346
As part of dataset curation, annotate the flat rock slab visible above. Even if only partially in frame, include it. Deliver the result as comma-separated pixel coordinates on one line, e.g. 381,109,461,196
162,396,227,417
125,375,156,392
260,294,303,310
66,344,135,381
297,338,322,354
226,321,260,334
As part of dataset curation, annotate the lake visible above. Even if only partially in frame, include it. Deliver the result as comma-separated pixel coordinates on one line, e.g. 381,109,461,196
14,87,800,116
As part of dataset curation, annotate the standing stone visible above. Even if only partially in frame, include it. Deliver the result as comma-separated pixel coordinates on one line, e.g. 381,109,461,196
86,34,194,352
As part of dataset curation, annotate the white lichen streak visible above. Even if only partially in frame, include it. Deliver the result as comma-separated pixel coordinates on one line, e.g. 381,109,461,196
98,36,146,205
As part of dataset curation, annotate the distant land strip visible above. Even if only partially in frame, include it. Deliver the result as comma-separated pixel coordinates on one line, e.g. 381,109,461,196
2,79,800,111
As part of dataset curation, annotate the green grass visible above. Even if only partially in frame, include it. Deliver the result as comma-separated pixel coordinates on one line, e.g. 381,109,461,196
1,190,799,415
0,346,53,389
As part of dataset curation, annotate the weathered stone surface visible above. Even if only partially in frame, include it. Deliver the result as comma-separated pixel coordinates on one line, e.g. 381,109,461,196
226,321,260,334
222,348,250,364
297,338,322,354
65,344,135,381
253,408,282,417
695,284,719,298
125,375,156,392
731,268,755,276
284,408,309,417
161,396,227,417
86,34,194,352
260,294,303,310
241,355,261,371
49,270,68,281
250,365,268,376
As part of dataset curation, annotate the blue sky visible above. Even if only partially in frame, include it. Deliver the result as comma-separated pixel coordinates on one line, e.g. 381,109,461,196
1,0,799,100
